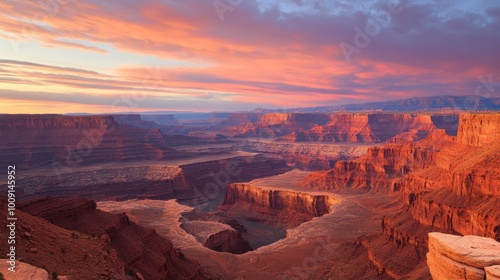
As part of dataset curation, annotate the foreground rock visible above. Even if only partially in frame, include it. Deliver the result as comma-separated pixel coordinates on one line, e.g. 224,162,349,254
18,197,209,280
427,232,500,280
0,261,50,280
0,197,127,280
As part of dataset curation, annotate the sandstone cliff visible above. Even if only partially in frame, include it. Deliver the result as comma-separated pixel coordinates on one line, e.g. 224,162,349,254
0,114,181,170
18,197,209,280
300,113,500,278
427,232,500,280
0,196,127,280
9,154,290,202
219,183,337,226
180,221,252,254
219,113,458,143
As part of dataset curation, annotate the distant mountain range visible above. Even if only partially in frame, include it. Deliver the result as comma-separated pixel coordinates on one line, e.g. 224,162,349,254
254,95,500,113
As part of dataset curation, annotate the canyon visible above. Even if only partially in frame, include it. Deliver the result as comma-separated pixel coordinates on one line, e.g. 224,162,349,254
0,110,497,279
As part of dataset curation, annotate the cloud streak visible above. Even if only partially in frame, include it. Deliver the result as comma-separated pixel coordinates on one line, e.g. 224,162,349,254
0,0,499,113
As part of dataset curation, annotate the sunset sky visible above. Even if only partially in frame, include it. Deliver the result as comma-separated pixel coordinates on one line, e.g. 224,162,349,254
0,0,499,113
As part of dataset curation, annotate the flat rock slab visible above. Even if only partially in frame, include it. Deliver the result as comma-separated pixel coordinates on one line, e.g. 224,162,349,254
427,250,484,280
0,260,50,280
429,232,500,268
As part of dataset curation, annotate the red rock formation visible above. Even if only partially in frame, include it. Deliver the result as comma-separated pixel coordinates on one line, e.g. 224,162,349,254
427,233,500,280
0,197,126,280
235,141,370,170
18,197,209,280
219,113,458,143
0,114,181,170
15,166,192,201
204,229,252,254
180,221,252,254
9,154,290,202
457,113,500,146
219,183,337,226
301,112,500,278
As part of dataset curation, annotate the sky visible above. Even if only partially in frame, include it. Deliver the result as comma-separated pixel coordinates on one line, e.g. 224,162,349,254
0,0,499,113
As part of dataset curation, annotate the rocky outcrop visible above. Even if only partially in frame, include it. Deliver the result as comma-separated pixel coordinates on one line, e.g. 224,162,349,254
427,233,500,280
235,140,370,170
300,113,500,278
219,113,458,143
0,114,181,170
0,197,127,280
457,113,500,146
204,229,252,254
9,154,290,202
18,197,208,280
219,183,337,226
180,154,291,202
15,166,192,201
181,221,252,254
0,261,50,280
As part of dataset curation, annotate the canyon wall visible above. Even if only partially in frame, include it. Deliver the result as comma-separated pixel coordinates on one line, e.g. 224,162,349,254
9,154,290,202
18,197,209,280
457,113,500,146
300,113,500,278
235,141,370,170
0,114,181,170
0,197,127,280
180,221,252,254
219,113,458,143
203,229,252,254
14,166,192,201
219,183,337,226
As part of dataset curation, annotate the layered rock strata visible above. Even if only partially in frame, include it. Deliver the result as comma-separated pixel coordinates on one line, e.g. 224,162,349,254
8,154,290,202
180,221,252,254
427,232,500,280
18,197,208,280
0,114,180,170
219,113,458,143
300,113,500,278
219,183,337,226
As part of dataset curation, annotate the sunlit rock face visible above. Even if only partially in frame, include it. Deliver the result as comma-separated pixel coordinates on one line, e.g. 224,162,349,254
457,113,500,146
427,232,500,280
219,183,337,226
0,261,50,280
219,112,458,143
298,113,500,278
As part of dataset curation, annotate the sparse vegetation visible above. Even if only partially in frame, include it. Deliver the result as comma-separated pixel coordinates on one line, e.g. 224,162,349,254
51,271,59,280
71,232,78,239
